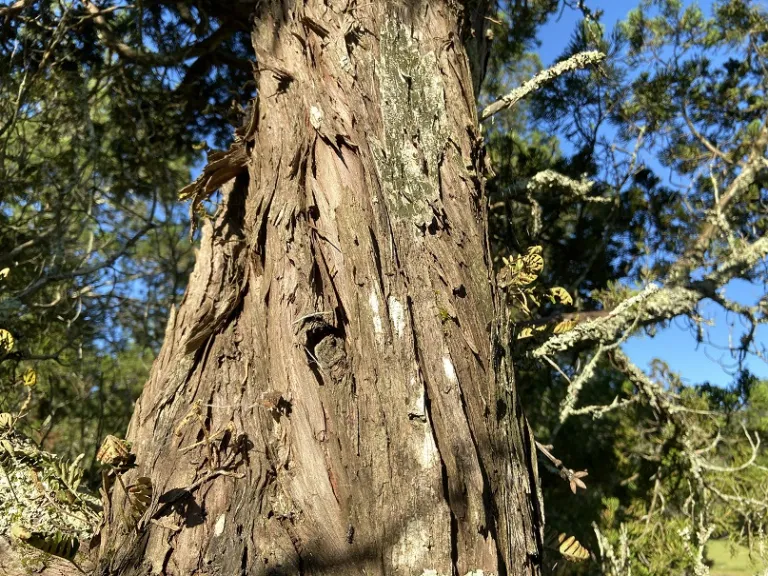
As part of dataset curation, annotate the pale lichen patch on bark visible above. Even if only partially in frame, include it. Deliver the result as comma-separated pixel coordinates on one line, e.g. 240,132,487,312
420,422,440,470
214,514,226,536
309,104,324,130
405,378,440,469
409,378,427,418
369,289,384,342
442,356,458,385
388,295,405,338
391,518,435,571
371,17,448,225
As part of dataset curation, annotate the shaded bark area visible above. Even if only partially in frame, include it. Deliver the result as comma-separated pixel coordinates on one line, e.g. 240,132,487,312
98,1,542,575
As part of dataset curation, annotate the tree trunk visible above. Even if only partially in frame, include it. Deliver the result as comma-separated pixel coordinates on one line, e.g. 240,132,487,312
98,2,543,574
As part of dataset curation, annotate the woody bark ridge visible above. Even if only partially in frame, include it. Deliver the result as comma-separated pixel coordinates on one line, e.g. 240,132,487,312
98,2,542,576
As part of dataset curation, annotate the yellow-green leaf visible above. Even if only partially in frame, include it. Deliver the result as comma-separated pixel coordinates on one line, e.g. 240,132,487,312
22,369,37,388
513,271,538,286
553,319,577,334
558,534,590,562
0,329,14,355
549,287,573,306
517,327,534,340
125,476,153,527
523,246,544,268
96,435,134,469
12,524,80,561
0,412,13,430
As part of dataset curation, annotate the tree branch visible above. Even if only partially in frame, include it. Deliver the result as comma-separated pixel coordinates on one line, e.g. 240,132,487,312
531,237,768,358
481,50,606,122
668,136,768,282
81,0,236,66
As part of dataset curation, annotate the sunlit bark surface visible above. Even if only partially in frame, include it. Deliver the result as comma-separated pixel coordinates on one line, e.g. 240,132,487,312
98,2,543,575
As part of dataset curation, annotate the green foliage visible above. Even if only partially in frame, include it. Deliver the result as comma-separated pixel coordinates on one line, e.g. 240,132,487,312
483,0,768,573
0,0,236,482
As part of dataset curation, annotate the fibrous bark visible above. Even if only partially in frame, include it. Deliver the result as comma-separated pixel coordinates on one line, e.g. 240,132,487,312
98,2,542,575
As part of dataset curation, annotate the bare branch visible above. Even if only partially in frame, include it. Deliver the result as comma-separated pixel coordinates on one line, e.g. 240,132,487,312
681,100,732,163
669,145,768,282
15,220,156,301
695,427,761,474
0,0,33,20
81,0,235,66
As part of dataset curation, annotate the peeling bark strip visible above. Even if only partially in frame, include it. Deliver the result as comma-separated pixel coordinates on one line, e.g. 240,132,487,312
97,2,542,575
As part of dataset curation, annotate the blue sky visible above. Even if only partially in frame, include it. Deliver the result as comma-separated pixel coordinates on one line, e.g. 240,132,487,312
534,0,768,387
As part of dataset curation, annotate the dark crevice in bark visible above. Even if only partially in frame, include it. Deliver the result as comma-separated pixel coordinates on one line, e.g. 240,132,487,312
367,227,385,296
217,172,249,234
496,398,508,422
252,159,278,268
307,254,324,305
304,323,344,384
450,508,459,575
427,216,440,236
295,537,305,576
481,462,507,576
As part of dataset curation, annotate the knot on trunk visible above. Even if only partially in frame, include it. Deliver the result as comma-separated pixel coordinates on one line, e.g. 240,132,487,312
296,315,348,382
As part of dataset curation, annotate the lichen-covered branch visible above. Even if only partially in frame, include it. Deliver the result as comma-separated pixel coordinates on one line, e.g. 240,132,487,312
668,148,768,283
480,50,606,121
609,349,669,413
532,237,768,358
522,170,610,202
514,170,613,236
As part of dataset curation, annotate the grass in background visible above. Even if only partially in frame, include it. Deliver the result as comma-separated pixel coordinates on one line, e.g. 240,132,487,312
708,540,768,576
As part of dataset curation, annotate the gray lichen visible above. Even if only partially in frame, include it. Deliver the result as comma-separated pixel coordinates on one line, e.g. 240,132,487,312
481,50,605,121
532,236,768,359
371,18,448,225
0,428,100,558
524,170,606,202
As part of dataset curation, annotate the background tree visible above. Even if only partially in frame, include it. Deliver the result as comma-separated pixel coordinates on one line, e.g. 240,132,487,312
484,0,768,572
0,0,249,476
